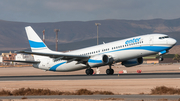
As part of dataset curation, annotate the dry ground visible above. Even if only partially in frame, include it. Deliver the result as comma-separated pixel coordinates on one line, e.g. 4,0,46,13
0,79,180,95
0,64,180,101
0,63,180,95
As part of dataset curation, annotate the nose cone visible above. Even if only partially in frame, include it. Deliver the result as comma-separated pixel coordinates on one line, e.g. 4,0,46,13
168,38,177,46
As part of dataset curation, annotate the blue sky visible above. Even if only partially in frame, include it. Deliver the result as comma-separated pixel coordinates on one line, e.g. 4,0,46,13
0,0,180,23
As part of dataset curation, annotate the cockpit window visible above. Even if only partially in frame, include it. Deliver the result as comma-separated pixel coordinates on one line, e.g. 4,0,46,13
159,36,169,39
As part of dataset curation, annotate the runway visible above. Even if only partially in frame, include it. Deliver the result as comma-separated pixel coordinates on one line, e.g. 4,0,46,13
0,72,180,81
0,95,180,100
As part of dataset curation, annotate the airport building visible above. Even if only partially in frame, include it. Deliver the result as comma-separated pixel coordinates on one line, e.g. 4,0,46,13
143,54,177,64
0,51,177,65
0,52,34,65
15,54,34,64
143,55,159,64
0,55,2,64
1,51,16,65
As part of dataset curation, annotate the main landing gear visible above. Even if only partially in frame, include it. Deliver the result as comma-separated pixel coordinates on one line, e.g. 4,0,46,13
106,65,114,75
85,64,114,75
85,68,94,75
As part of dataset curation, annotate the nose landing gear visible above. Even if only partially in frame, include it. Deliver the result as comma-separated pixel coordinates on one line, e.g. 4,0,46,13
159,56,164,61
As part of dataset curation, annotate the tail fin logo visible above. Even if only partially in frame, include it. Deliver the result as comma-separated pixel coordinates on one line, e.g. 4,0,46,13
29,40,46,48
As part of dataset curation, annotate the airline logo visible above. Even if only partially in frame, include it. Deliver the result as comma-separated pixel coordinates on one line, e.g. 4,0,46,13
125,38,141,44
29,40,46,48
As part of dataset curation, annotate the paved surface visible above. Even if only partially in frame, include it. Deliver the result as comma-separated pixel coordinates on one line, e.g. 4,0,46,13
0,72,180,81
0,95,180,100
0,73,179,100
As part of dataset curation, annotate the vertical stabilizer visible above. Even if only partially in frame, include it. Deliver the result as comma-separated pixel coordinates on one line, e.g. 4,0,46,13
25,26,51,52
25,26,57,61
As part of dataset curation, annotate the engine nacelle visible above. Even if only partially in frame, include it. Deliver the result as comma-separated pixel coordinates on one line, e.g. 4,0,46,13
121,57,143,67
88,54,113,67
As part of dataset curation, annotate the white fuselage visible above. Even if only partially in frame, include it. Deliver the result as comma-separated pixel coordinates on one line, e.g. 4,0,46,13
34,34,176,72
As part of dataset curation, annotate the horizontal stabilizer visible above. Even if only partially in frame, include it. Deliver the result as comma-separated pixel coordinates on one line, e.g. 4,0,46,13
4,60,40,64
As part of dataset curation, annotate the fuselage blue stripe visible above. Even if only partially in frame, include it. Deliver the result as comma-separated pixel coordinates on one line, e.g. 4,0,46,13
29,40,46,48
100,46,170,54
49,62,66,71
88,59,102,63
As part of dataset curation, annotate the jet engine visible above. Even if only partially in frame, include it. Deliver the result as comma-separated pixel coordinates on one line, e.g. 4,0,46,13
88,54,113,67
121,57,143,67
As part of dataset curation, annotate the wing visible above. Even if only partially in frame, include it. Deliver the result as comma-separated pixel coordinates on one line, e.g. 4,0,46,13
4,60,40,63
17,51,90,62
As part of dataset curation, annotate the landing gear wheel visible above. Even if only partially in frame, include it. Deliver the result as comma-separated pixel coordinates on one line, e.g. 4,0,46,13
159,56,164,61
106,69,110,75
106,69,114,75
85,69,94,75
111,69,114,74
159,58,164,61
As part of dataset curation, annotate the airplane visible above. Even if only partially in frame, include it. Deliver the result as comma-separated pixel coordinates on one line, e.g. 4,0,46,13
9,26,177,75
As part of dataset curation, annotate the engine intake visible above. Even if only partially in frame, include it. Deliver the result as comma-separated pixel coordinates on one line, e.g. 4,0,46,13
88,54,113,67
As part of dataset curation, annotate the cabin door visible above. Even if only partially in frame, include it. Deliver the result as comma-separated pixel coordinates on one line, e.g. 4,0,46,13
149,36,154,46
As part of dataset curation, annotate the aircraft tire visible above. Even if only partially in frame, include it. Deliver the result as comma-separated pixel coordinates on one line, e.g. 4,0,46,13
90,69,94,75
85,69,93,75
106,69,114,75
111,69,114,75
159,57,164,61
159,56,164,61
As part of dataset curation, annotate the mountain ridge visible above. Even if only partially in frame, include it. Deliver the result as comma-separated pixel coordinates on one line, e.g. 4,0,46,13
0,18,180,52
